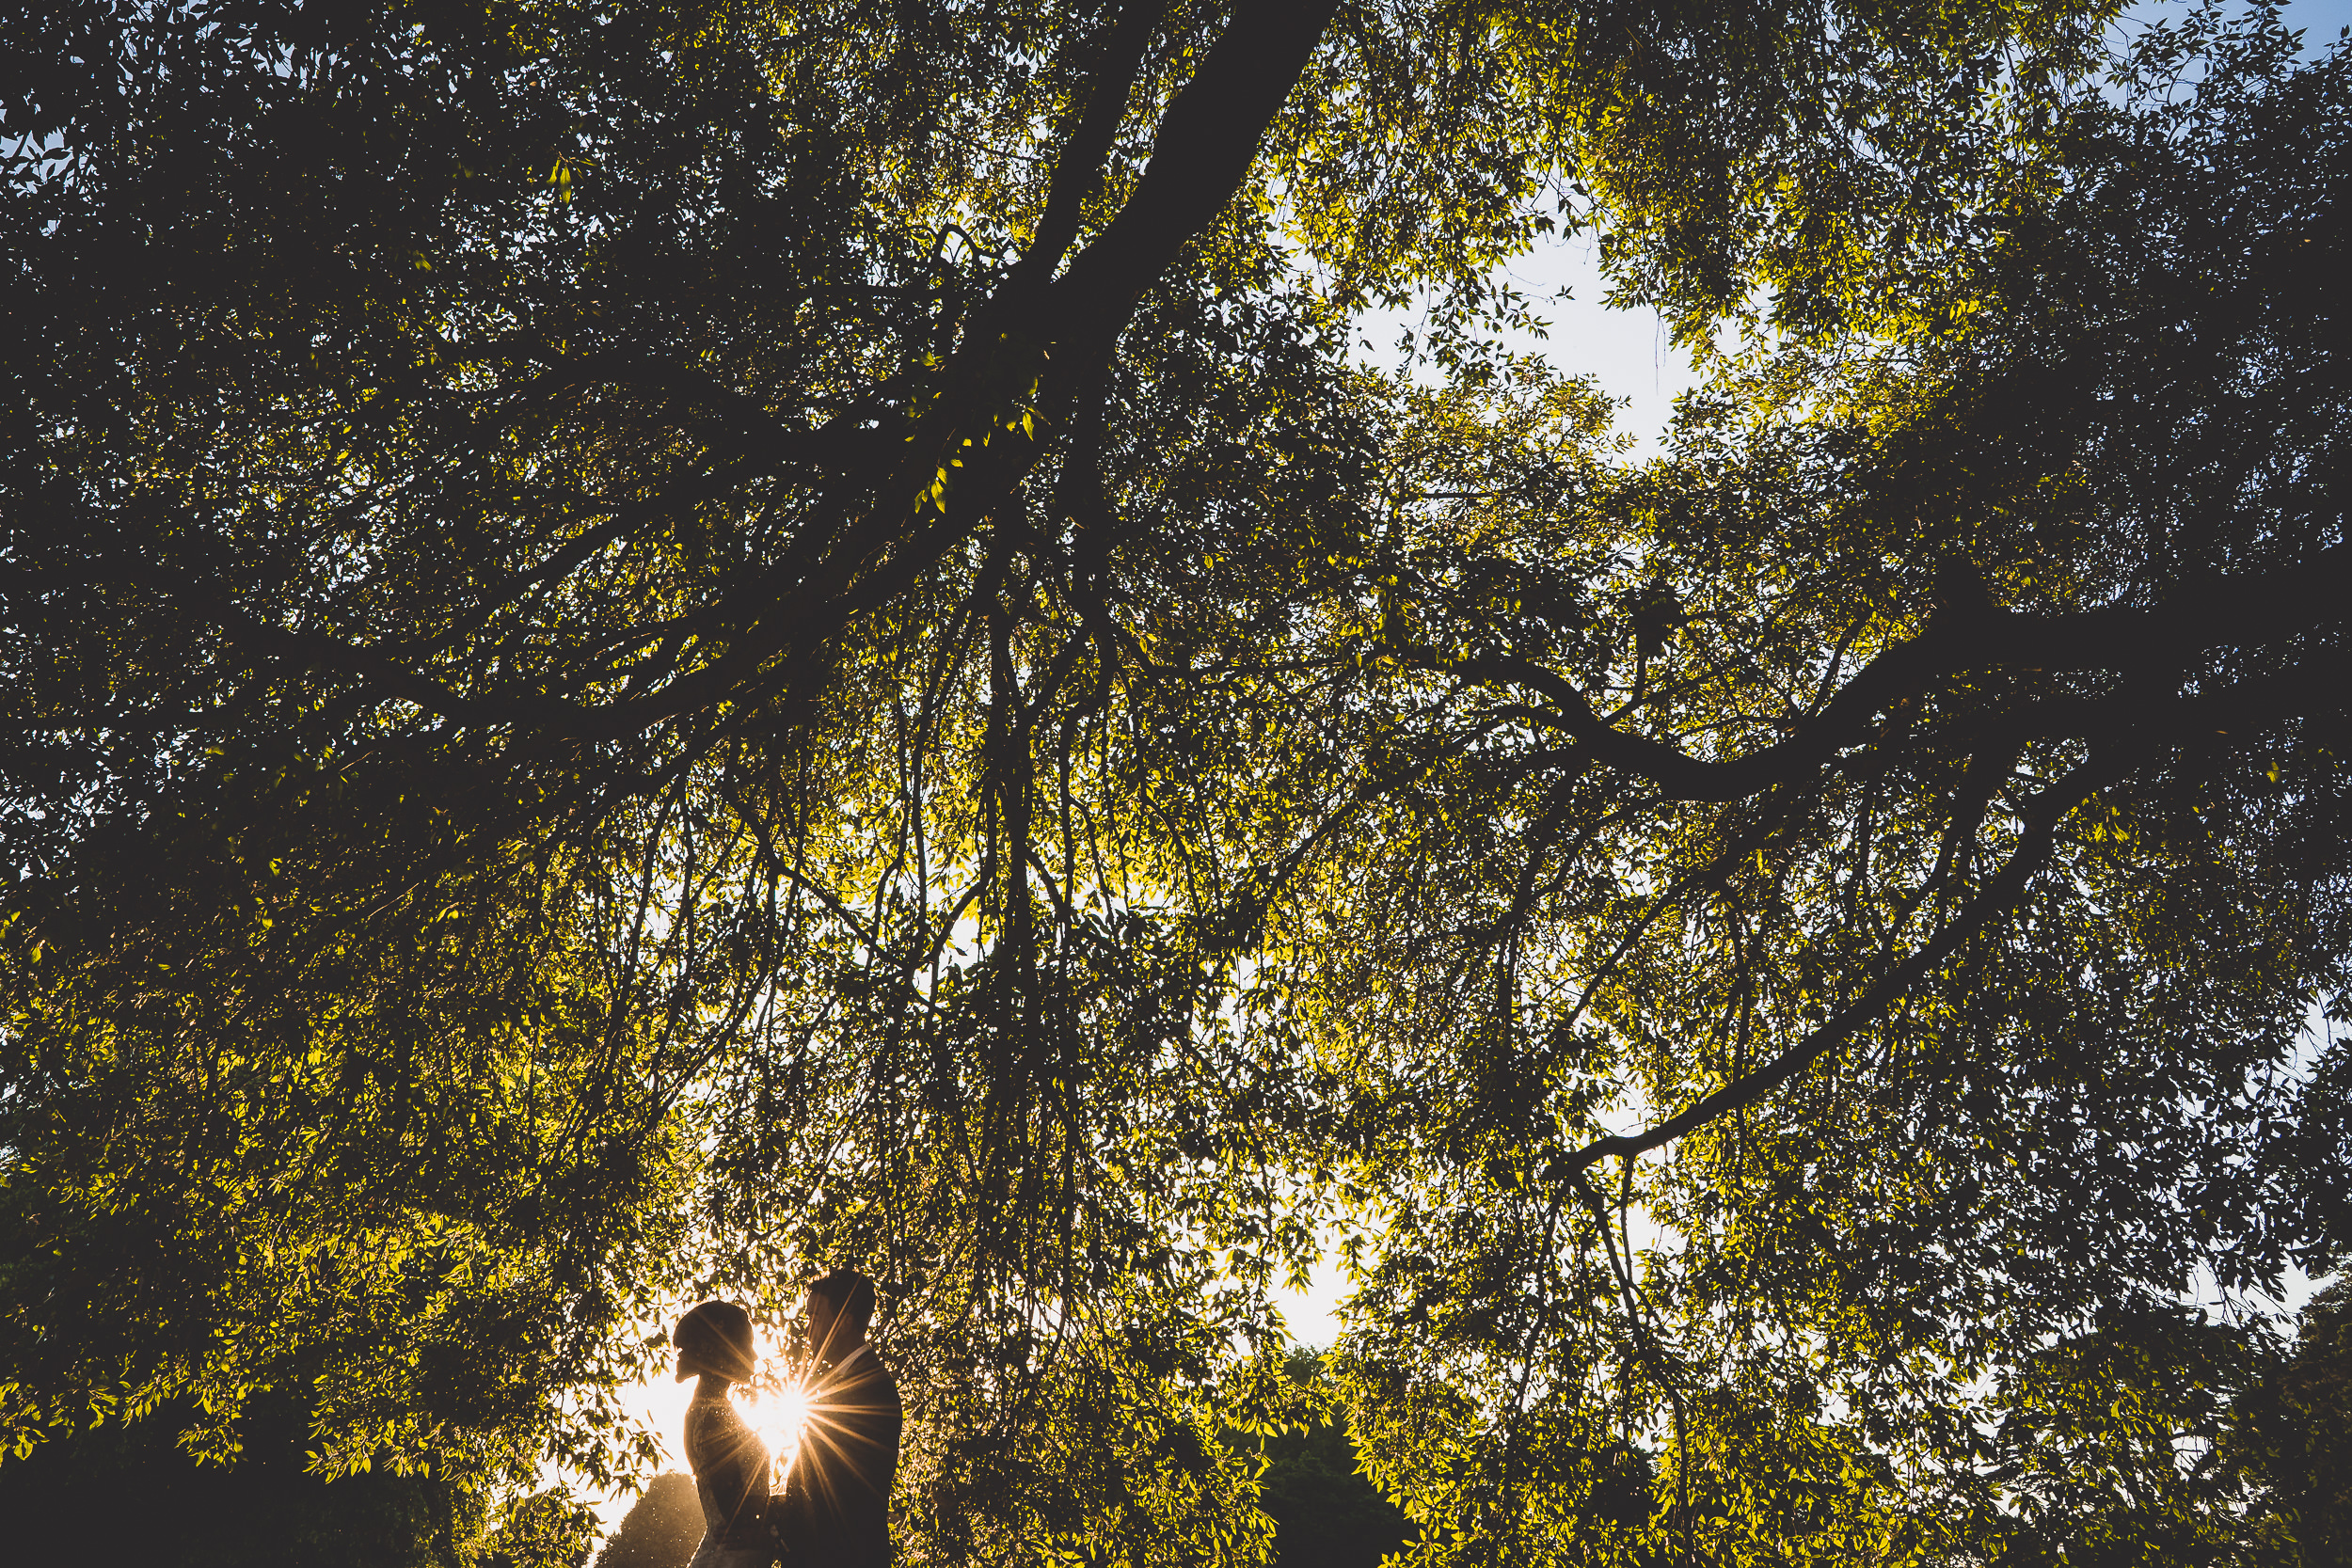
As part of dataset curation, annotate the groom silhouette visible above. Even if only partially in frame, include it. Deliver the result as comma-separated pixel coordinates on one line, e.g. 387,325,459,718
774,1270,902,1568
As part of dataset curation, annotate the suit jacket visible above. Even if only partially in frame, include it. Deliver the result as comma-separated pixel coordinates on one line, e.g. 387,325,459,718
776,1346,901,1567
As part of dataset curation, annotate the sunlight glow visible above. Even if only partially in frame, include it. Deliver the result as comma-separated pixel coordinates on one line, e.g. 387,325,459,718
752,1380,811,1471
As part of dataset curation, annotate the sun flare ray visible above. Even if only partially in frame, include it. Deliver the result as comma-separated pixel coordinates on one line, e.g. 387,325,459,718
751,1381,811,1472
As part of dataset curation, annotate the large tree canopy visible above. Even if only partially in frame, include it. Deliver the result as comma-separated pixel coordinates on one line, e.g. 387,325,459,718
2,1,2346,1564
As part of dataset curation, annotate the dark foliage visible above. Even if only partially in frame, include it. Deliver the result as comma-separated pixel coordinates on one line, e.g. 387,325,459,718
2235,1280,2352,1564
1257,1416,1416,1568
592,1472,702,1568
4,3,2347,1565
0,1387,469,1568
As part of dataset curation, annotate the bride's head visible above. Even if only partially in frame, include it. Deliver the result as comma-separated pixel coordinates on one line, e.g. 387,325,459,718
673,1299,757,1385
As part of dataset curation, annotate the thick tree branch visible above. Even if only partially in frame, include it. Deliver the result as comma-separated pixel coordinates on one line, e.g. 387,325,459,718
1549,645,2352,1177
576,0,1341,735
1475,542,2352,801
997,4,1161,298
1041,1,1339,351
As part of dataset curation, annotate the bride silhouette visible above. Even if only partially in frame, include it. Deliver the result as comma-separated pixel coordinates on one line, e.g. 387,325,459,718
672,1300,773,1568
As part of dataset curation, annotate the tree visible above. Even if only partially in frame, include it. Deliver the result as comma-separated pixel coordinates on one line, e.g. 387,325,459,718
0,1384,486,1568
1257,1417,1416,1568
1232,1354,1417,1568
1314,10,2352,1563
4,2,2344,1565
480,1488,602,1568
593,1473,703,1568
2234,1279,2352,1564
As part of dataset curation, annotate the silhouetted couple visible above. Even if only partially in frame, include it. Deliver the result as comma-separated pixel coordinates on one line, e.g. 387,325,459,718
672,1271,902,1568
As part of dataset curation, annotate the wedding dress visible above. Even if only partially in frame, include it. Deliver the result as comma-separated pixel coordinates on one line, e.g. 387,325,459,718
683,1388,775,1568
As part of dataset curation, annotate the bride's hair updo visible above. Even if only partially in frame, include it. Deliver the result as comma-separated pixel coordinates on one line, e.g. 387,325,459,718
673,1299,757,1384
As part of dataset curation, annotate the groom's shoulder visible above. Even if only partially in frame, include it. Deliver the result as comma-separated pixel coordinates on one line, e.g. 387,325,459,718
852,1345,903,1406
859,1344,901,1387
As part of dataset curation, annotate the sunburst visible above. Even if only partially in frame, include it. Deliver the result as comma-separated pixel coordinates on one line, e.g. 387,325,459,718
749,1379,811,1472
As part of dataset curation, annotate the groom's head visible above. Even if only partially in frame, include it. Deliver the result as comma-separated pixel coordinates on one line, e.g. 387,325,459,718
806,1269,878,1359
